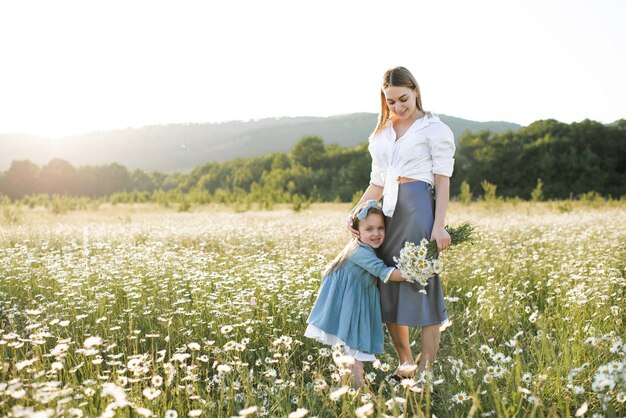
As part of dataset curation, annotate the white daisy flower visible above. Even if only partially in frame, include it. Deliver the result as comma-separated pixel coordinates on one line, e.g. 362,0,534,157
452,391,469,403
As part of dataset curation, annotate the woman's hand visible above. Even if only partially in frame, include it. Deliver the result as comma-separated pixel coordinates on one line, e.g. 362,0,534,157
346,213,360,238
431,226,451,252
347,185,383,239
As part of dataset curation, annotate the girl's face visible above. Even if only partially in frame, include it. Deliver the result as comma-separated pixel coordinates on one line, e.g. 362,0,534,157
383,85,419,120
358,213,385,248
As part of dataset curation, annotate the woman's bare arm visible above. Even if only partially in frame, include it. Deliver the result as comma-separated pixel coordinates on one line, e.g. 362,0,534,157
431,174,451,252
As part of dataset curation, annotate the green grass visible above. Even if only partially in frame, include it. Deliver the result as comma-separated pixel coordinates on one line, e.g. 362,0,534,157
0,201,625,417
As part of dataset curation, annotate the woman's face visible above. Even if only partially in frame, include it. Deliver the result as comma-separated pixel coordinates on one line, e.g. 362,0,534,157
383,85,419,120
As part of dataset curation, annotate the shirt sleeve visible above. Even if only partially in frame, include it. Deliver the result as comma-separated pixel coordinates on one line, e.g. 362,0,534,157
367,137,385,187
369,156,385,187
350,246,395,282
428,123,456,177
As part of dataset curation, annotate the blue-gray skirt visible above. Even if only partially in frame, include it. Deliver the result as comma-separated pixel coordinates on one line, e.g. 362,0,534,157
377,180,448,327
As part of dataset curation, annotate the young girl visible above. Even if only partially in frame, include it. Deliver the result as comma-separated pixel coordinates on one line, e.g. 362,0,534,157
304,200,405,386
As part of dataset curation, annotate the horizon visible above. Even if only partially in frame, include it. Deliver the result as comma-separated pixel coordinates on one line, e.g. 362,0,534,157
0,112,526,172
4,111,622,140
1,0,625,139
0,111,529,139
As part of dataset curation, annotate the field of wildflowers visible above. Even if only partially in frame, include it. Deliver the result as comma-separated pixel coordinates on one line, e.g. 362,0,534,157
1,201,625,417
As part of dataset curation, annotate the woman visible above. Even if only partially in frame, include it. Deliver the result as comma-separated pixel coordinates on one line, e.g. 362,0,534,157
348,66,455,380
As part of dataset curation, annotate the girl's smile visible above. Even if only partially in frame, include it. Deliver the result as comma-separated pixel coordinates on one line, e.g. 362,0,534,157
358,213,385,249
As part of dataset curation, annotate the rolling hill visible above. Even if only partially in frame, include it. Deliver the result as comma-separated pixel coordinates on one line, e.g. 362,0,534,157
0,113,521,172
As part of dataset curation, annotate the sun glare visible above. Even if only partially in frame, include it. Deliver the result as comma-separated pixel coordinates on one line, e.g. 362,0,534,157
0,0,624,136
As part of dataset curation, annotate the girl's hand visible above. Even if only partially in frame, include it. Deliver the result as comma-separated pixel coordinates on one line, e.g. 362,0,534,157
431,227,451,252
346,213,359,238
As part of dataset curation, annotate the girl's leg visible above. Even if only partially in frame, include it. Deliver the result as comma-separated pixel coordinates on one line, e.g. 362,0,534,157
350,360,364,387
417,324,441,376
386,323,415,375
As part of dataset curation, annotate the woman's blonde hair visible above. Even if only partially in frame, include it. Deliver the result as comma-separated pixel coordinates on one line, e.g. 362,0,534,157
371,66,426,137
322,203,385,277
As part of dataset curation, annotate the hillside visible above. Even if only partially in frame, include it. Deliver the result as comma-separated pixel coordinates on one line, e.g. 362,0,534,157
0,113,521,172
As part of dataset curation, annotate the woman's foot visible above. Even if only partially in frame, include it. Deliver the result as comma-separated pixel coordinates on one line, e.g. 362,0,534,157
392,362,418,379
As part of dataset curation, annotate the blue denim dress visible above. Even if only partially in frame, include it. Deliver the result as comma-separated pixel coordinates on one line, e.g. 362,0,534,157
306,242,395,355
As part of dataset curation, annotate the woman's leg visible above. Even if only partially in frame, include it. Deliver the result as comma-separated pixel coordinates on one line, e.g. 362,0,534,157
386,323,415,374
417,324,441,376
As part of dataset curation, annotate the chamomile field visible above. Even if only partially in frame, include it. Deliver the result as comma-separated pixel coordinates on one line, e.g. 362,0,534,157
1,201,625,417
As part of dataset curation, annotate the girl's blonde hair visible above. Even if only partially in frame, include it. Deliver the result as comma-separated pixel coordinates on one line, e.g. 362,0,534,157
322,203,384,277
371,66,427,137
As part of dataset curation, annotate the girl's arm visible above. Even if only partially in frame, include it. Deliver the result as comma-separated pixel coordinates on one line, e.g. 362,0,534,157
351,246,405,283
431,174,451,252
387,268,405,282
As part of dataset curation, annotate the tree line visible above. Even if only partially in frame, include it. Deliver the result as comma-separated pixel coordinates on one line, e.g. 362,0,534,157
1,118,624,205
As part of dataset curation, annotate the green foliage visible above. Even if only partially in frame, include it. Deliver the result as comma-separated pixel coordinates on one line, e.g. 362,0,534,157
50,195,69,214
291,136,326,169
178,199,191,212
290,194,311,212
530,178,544,202
426,221,476,259
481,180,503,209
40,159,79,195
455,119,626,199
131,169,157,192
351,190,364,208
579,190,605,207
1,118,624,205
557,201,573,213
2,206,21,224
459,180,472,204
481,180,497,201
4,160,40,199
506,196,523,206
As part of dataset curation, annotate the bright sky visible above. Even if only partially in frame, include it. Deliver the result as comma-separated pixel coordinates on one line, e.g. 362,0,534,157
0,0,624,138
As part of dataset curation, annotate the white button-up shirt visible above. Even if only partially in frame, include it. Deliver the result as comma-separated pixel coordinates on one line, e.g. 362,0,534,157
368,114,455,217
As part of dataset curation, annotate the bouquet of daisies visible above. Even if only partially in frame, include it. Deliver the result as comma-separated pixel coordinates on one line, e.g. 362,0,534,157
394,222,475,288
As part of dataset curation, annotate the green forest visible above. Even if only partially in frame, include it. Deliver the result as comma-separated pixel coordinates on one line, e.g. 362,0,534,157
1,118,624,209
